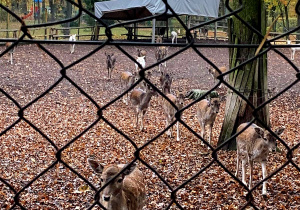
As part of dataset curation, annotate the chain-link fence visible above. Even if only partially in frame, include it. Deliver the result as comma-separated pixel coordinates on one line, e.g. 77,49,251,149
0,0,300,209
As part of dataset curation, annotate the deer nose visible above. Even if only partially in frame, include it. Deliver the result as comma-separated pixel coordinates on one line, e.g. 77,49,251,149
103,196,110,201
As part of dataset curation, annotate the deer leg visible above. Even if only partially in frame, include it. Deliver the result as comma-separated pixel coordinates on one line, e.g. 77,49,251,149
241,159,247,186
235,152,240,177
140,110,146,131
249,160,253,189
135,108,139,128
176,121,180,141
208,124,213,145
166,116,172,137
261,161,267,195
200,123,205,145
10,53,13,65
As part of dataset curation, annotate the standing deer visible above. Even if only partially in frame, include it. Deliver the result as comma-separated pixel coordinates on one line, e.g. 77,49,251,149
130,84,156,131
137,49,147,61
196,97,222,146
88,159,145,210
235,123,284,195
105,52,116,80
159,71,172,95
155,35,168,71
162,91,185,141
5,42,15,65
207,66,228,88
69,34,76,54
171,30,178,44
120,71,138,105
135,56,146,73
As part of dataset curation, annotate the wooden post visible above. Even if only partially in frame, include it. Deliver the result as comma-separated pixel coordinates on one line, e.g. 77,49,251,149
44,27,47,40
152,18,156,43
214,21,217,41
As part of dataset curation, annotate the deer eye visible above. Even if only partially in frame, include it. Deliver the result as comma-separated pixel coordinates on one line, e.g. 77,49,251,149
117,178,123,183
100,178,104,182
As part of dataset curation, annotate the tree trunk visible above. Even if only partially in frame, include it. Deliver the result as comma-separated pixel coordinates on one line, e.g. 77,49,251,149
49,0,55,22
42,0,46,23
37,0,40,24
218,0,269,150
64,0,72,35
297,9,300,41
20,0,27,14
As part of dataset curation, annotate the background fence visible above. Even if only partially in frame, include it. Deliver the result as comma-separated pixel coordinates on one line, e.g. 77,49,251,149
0,0,300,209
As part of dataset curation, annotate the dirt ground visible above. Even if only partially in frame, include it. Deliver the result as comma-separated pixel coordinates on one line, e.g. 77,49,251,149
0,41,299,209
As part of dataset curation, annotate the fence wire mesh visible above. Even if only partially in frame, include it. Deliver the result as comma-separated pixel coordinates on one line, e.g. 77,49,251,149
0,0,300,209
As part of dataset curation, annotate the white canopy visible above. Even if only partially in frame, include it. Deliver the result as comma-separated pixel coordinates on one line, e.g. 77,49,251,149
95,0,220,20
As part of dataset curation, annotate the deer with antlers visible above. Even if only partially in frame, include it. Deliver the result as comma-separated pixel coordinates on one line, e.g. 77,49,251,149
88,158,145,210
235,122,284,195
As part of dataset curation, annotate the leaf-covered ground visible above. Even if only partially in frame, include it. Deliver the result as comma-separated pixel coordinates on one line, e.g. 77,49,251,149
0,42,299,209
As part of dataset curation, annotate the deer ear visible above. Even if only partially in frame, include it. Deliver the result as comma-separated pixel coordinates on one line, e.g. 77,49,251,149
274,127,285,136
88,158,104,174
123,162,137,176
254,127,264,137
207,99,211,107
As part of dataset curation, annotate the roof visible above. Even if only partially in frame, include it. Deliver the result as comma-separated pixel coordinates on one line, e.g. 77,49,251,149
95,0,220,20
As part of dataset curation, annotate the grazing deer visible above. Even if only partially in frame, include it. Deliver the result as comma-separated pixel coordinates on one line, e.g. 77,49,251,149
196,97,222,146
120,71,138,105
69,34,76,54
135,56,146,73
286,39,300,60
137,49,147,61
5,42,15,65
130,84,156,131
162,91,185,141
105,52,116,80
207,66,228,88
88,159,145,210
159,71,172,95
235,123,285,195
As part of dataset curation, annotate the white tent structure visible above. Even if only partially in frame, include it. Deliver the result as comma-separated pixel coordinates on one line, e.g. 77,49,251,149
94,0,220,42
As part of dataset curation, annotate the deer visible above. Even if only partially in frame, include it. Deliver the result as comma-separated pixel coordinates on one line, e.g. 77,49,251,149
207,66,228,88
286,39,300,60
5,42,15,65
159,71,172,95
135,56,146,73
171,29,180,44
196,97,223,146
120,71,138,105
105,52,117,80
88,158,145,210
137,49,147,61
155,37,168,71
235,122,285,195
69,34,76,54
162,91,185,141
130,84,156,131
